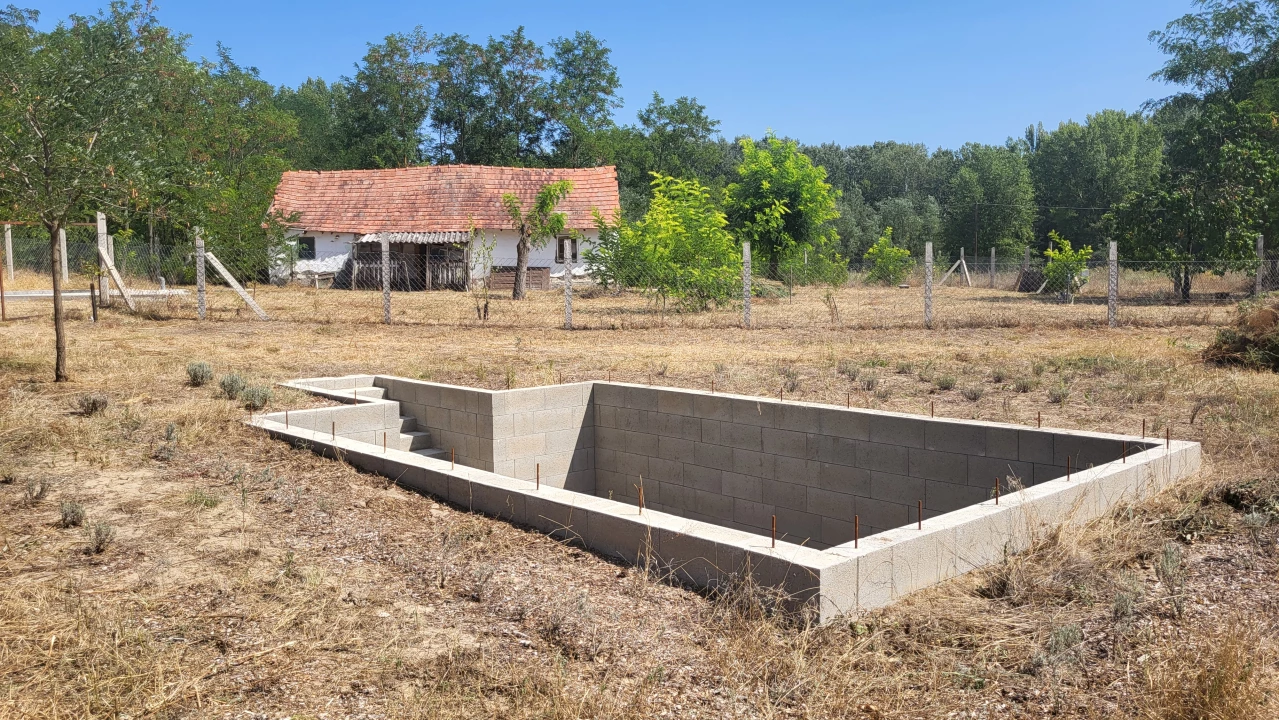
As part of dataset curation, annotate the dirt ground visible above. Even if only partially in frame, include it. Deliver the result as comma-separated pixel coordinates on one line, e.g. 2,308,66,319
2,286,1278,719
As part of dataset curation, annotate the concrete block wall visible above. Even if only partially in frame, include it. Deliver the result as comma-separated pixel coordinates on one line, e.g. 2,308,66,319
267,376,403,445
591,383,1156,549
375,377,594,490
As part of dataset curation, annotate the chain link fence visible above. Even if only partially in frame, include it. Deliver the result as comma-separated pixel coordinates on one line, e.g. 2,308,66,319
3,233,1276,330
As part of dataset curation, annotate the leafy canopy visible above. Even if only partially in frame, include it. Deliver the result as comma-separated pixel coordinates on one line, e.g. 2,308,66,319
863,227,913,286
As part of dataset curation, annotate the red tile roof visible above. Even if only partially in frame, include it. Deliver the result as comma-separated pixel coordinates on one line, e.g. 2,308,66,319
270,165,620,234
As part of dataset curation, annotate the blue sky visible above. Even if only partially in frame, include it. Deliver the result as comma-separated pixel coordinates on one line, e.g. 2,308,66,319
36,0,1194,149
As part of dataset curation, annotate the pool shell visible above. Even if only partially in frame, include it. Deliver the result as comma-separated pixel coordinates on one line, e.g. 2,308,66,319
253,374,1201,622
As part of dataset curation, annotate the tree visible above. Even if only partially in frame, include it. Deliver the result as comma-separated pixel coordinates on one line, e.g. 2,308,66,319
546,31,622,166
338,28,435,169
940,143,1034,260
726,133,842,280
863,227,913,285
0,3,186,381
1028,110,1163,248
1042,231,1093,303
585,173,739,310
503,180,574,299
276,77,346,170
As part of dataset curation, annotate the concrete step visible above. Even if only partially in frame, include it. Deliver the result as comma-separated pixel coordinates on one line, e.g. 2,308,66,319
412,447,451,461
346,387,385,400
401,430,433,451
398,415,418,432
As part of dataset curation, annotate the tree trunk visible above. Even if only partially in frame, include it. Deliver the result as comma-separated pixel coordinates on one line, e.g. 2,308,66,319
513,235,529,300
1181,265,1192,303
49,222,68,382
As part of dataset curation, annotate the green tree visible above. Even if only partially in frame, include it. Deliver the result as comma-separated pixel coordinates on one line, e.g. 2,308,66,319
863,227,913,285
0,3,187,381
941,143,1034,260
276,77,346,170
1028,110,1163,248
502,180,574,300
338,28,435,169
726,133,842,280
586,174,739,310
1042,231,1093,302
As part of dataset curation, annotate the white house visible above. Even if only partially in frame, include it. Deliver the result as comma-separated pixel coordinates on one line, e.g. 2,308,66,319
268,164,620,290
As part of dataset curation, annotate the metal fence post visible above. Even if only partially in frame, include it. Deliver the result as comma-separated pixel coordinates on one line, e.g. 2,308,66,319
1108,241,1118,328
989,246,995,289
3,224,11,282
563,239,573,330
742,241,752,329
1258,234,1266,296
924,241,934,329
381,235,391,324
96,213,110,307
195,229,206,320
58,228,68,282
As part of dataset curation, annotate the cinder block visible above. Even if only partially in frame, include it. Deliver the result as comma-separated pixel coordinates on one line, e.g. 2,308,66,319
774,506,822,543
619,386,657,412
855,441,909,475
624,430,659,458
1054,434,1118,469
733,497,773,530
661,482,694,514
814,462,870,496
776,404,822,434
762,479,807,511
730,397,775,428
693,394,733,422
648,456,683,485
948,504,1016,574
595,426,625,451
806,486,855,520
656,412,701,441
773,455,809,484
890,526,957,597
857,497,910,531
925,478,988,514
683,464,722,493
967,456,1034,489
508,433,546,458
870,471,926,506
817,558,860,621
486,413,513,441
722,472,763,501
721,422,762,451
414,383,442,407
658,435,695,462
856,537,895,611
592,382,626,407
466,479,528,523
1032,463,1067,485
924,420,986,456
732,449,774,480
594,447,617,471
1018,430,1054,464
694,442,735,472
820,408,870,441
543,428,582,454
869,414,925,448
615,450,649,479
657,389,695,416
908,448,968,484
657,526,745,587
534,406,577,433
763,427,806,457
506,387,546,414
694,488,734,522
616,407,647,433
821,515,857,546
448,409,478,436
700,418,722,445
439,386,468,410
534,450,575,478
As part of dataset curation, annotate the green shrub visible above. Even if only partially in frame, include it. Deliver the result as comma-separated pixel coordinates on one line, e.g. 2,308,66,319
934,375,957,391
241,385,273,411
863,228,913,286
88,522,115,554
186,361,213,387
961,386,984,402
1048,382,1071,404
836,359,859,380
60,501,85,528
1013,378,1035,393
219,373,246,400
1043,231,1093,302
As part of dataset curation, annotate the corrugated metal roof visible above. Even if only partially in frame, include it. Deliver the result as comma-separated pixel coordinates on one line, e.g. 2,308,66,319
358,231,471,245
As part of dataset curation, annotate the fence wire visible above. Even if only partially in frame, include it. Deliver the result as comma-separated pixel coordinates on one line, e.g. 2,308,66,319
3,234,1276,330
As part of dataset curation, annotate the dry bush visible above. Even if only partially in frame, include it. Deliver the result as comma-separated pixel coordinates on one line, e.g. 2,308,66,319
1140,619,1274,720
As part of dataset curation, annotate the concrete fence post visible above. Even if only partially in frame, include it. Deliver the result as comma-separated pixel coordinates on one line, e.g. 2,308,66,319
924,241,934,329
563,238,573,330
58,228,68,282
989,246,995,289
1258,235,1266,295
3,224,11,282
742,241,752,329
1108,241,1118,328
381,235,391,324
195,229,206,320
96,212,110,307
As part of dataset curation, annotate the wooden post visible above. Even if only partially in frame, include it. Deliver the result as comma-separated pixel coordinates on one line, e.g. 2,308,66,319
96,213,110,306
989,246,996,289
3,224,11,282
381,235,391,324
1258,235,1267,296
1108,240,1118,328
742,241,752,328
58,228,68,282
88,282,96,322
924,241,934,329
195,229,206,320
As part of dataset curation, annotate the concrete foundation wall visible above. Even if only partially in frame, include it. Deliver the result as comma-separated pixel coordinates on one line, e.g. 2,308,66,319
591,384,1156,548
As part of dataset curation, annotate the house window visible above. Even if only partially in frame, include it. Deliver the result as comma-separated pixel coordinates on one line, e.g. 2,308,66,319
297,237,316,260
554,236,578,263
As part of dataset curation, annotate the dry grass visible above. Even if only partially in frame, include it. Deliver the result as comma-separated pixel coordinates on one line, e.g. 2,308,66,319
1,284,1278,717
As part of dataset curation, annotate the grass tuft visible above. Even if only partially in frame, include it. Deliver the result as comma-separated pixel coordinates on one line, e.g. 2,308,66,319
219,373,246,400
59,501,85,528
186,361,213,387
76,393,108,416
